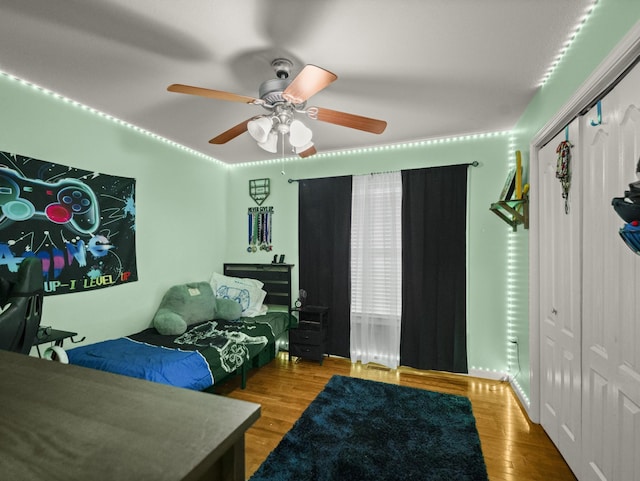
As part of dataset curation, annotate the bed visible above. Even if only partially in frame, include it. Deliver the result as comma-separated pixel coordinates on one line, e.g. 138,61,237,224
66,263,295,391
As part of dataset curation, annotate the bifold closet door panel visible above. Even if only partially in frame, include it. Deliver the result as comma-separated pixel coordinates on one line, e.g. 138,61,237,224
581,100,618,481
537,118,582,476
581,60,640,481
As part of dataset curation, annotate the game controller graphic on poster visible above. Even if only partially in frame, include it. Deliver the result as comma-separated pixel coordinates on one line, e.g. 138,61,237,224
0,167,100,235
0,150,138,295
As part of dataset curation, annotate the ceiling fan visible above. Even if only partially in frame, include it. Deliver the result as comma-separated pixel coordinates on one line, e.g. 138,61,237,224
167,58,387,158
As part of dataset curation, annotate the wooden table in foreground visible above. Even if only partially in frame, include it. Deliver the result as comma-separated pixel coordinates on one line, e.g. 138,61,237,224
0,350,260,481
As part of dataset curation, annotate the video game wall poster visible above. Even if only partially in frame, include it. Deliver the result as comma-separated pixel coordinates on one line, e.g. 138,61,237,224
0,150,138,295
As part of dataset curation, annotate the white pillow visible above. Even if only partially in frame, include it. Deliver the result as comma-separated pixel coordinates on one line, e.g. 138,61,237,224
210,272,263,290
210,272,266,317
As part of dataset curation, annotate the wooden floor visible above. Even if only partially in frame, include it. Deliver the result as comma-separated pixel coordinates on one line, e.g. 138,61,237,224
215,353,577,481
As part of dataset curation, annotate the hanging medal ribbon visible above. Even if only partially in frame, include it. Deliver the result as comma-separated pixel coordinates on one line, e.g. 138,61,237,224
556,139,572,214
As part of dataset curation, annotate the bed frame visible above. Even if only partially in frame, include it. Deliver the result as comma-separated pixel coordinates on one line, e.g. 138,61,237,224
207,263,295,390
223,263,294,311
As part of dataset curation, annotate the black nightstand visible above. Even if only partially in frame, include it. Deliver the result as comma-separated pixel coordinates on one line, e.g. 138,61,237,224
289,305,329,364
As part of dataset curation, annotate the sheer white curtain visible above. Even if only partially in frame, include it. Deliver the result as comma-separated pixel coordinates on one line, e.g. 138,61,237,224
350,171,402,369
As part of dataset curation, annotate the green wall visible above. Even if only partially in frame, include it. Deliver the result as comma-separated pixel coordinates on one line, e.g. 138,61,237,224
226,135,517,377
225,1,640,406
0,71,521,384
511,1,640,403
516,0,640,143
0,73,229,345
3,0,638,409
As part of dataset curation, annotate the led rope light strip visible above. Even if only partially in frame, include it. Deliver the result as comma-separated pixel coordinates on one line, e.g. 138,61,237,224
3,72,530,401
0,71,226,167
503,134,531,407
538,0,599,86
2,70,511,169
230,130,511,168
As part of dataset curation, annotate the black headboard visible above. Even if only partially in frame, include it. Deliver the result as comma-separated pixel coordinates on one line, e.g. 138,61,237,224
223,263,294,311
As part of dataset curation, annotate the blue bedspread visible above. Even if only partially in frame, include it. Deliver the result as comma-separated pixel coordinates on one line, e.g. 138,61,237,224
67,311,293,390
66,338,213,391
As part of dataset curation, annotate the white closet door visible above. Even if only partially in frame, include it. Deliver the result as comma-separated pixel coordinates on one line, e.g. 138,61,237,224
538,118,582,476
581,61,640,481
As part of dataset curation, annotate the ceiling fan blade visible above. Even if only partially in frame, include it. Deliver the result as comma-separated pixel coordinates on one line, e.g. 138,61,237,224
282,65,337,104
168,84,260,104
310,107,387,134
209,118,256,144
298,144,317,158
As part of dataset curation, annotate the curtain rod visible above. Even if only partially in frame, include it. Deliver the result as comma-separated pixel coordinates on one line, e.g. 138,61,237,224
287,161,479,183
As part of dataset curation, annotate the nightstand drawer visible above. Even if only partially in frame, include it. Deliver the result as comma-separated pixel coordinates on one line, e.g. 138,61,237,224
298,320,322,331
289,343,324,360
290,329,322,345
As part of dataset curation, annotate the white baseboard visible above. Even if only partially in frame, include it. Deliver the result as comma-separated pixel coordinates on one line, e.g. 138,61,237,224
469,368,533,420
509,377,532,418
468,367,510,381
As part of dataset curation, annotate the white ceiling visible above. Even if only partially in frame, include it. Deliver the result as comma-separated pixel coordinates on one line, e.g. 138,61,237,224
0,0,594,164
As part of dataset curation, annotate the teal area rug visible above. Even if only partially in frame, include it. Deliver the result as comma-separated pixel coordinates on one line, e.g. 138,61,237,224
249,375,489,481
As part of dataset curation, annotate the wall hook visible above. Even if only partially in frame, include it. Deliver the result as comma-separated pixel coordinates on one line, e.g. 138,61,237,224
590,100,602,126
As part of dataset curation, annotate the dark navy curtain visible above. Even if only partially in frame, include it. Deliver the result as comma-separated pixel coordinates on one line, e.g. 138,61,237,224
298,176,352,358
298,165,468,372
400,165,469,373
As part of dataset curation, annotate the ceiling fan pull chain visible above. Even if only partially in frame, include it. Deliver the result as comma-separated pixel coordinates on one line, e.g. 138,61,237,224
281,134,286,175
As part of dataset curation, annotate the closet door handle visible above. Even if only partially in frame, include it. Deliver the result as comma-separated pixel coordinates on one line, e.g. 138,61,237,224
551,308,558,315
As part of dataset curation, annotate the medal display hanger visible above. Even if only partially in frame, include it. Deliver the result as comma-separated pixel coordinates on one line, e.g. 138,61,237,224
247,206,274,252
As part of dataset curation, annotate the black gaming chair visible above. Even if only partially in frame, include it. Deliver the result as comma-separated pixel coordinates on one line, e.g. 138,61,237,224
0,258,44,354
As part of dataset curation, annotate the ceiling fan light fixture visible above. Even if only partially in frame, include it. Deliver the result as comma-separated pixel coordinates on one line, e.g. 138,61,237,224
289,120,313,148
247,116,273,143
258,131,278,153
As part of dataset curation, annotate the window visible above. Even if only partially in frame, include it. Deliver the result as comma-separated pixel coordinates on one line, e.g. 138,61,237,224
350,172,402,368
